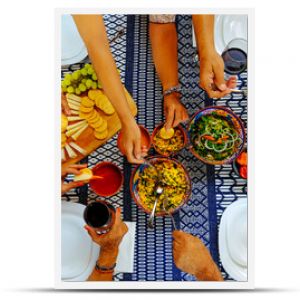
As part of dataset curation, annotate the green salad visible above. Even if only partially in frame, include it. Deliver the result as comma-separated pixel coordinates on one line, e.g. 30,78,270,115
190,112,242,161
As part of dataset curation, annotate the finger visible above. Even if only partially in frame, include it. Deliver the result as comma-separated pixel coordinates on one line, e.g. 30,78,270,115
84,225,99,240
182,109,189,122
206,88,231,99
226,76,238,89
126,148,144,164
133,138,142,161
68,164,88,169
114,207,122,225
213,62,227,91
65,167,83,175
173,108,183,128
165,107,175,130
61,181,85,194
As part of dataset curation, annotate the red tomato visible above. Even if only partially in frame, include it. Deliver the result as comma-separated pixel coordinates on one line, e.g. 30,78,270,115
237,151,247,166
239,165,247,179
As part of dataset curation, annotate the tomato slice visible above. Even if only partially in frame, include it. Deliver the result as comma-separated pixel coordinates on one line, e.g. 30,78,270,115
239,165,247,179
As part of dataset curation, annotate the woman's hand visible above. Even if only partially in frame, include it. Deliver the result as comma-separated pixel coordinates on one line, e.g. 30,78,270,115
164,94,189,130
61,92,71,116
199,50,237,99
85,207,128,250
61,164,87,195
173,230,223,281
121,120,147,164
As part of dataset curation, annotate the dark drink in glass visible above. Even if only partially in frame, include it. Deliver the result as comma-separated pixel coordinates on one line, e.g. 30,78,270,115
83,200,116,234
222,47,247,75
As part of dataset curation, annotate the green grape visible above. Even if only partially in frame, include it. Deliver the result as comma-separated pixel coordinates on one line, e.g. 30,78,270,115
72,72,79,81
84,63,91,69
86,79,93,88
65,73,72,81
64,79,71,86
61,80,67,88
79,83,87,92
87,67,94,75
80,68,88,76
92,73,97,81
67,86,74,94
97,81,102,89
81,78,87,84
91,82,97,89
75,88,81,95
62,86,67,93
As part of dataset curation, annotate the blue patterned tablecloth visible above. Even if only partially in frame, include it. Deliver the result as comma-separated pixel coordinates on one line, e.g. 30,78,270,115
61,14,247,281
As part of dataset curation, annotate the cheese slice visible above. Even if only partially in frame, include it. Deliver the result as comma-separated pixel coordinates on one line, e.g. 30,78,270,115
65,143,77,159
66,120,87,131
73,168,93,182
67,94,82,103
69,142,87,155
66,122,87,137
71,123,89,140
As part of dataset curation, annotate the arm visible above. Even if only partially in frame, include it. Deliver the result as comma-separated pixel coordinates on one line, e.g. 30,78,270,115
85,207,128,281
192,15,236,98
61,164,87,195
72,15,144,164
173,230,223,281
149,22,188,129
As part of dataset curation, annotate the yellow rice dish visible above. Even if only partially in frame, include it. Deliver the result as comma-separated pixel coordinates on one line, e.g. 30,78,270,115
153,127,184,155
137,160,188,212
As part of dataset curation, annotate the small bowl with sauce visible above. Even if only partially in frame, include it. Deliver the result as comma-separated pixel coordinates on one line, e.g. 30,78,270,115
151,123,187,156
90,162,124,197
117,125,151,156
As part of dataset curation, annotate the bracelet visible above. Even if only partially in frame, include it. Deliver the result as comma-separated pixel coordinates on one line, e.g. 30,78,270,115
95,261,116,273
163,85,182,97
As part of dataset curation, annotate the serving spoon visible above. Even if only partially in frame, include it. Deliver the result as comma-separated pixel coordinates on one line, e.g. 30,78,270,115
147,185,164,229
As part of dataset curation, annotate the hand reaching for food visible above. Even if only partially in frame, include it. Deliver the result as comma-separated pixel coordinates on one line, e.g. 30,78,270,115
173,230,223,281
61,163,88,194
199,50,237,99
164,94,189,130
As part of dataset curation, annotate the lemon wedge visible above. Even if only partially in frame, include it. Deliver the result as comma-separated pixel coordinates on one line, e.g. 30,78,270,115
159,127,174,139
73,168,93,182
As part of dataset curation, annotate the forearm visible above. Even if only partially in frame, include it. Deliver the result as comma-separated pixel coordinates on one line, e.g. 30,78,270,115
73,15,134,128
88,247,118,281
192,15,215,58
149,23,179,91
195,261,224,281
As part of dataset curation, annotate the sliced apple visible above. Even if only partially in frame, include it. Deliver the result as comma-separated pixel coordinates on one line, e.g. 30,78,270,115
67,116,85,121
66,122,87,137
65,143,77,159
66,120,87,131
71,123,89,140
69,142,87,155
159,127,174,139
73,168,93,182
67,94,82,103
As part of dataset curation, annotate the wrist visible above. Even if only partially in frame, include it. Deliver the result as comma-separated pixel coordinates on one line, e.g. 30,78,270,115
98,246,119,268
195,262,223,281
198,46,217,60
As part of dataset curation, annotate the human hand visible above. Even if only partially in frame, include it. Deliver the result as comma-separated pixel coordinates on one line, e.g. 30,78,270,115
164,94,189,130
121,120,148,164
84,207,128,250
61,92,71,116
199,50,237,99
61,163,87,194
173,230,223,281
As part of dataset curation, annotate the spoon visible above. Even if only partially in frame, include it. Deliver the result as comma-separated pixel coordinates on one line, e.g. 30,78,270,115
162,197,177,230
147,185,164,229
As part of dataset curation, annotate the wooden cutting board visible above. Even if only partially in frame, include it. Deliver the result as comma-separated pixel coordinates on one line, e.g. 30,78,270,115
62,88,137,168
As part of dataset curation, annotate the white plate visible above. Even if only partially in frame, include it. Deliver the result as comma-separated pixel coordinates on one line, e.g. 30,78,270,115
61,201,100,281
61,15,88,65
61,201,136,281
219,198,248,281
214,15,248,54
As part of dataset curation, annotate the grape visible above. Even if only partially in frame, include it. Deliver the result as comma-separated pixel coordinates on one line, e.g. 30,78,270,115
92,73,97,81
97,81,102,89
84,63,91,69
80,68,87,76
61,80,67,88
67,86,74,93
86,79,93,88
65,73,72,81
81,78,87,84
75,88,81,95
91,82,97,89
87,67,94,75
79,83,87,92
72,70,81,81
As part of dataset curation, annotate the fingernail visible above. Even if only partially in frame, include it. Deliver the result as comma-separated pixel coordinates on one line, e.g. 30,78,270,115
219,84,227,91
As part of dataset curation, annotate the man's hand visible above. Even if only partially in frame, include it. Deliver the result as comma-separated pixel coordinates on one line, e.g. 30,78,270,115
61,164,87,195
61,93,71,116
120,120,148,164
85,207,128,250
199,50,237,99
173,230,223,281
164,94,189,130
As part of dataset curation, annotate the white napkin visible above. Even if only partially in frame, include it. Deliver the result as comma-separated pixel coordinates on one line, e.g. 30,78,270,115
115,222,136,273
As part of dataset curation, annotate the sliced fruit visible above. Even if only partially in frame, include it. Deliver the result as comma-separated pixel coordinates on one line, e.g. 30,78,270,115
67,98,81,108
67,116,85,121
66,120,87,131
80,105,94,113
66,122,87,137
70,110,79,115
69,142,87,155
94,120,108,133
68,102,80,111
159,127,174,139
67,94,82,103
71,123,89,140
61,114,68,132
81,96,95,108
73,168,93,182
65,143,77,158
88,89,103,101
89,118,103,129
94,129,108,140
79,111,92,119
86,110,98,121
61,133,66,143
61,148,66,161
